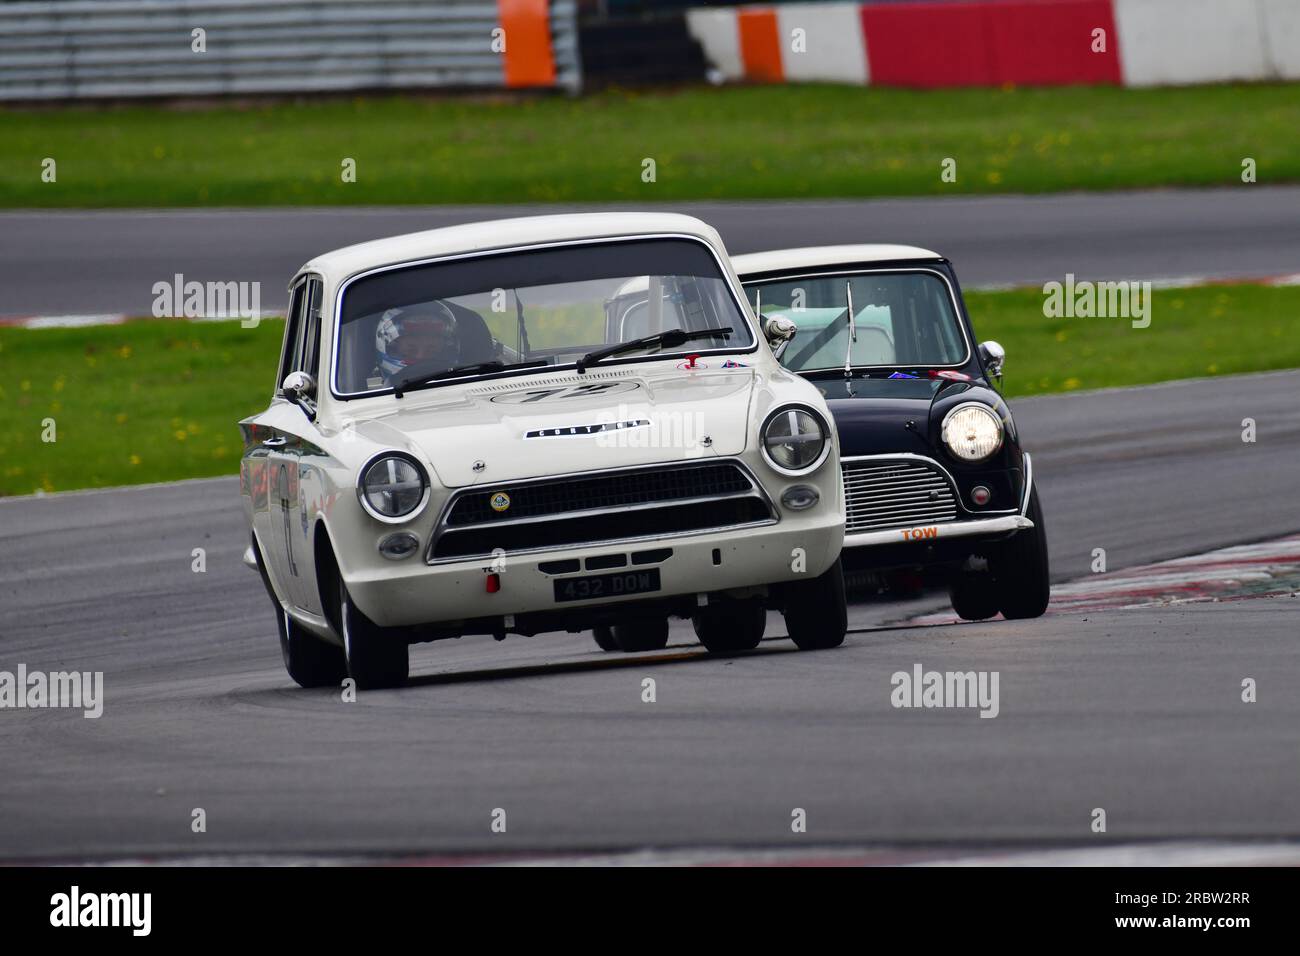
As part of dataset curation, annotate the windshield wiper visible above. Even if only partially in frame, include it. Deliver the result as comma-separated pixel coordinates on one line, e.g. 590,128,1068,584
576,327,733,374
515,290,532,358
843,278,856,378
392,359,547,398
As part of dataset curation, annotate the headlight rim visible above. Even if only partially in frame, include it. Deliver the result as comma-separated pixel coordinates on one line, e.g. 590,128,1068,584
940,401,1005,463
356,450,431,524
759,403,833,477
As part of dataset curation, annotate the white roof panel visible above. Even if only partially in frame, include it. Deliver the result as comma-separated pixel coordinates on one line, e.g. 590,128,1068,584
298,212,729,282
732,244,943,278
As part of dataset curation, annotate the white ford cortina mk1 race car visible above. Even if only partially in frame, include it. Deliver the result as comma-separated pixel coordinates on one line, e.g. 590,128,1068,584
241,213,847,688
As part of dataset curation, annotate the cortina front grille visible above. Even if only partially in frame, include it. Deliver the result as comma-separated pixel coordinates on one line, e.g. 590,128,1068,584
430,461,773,561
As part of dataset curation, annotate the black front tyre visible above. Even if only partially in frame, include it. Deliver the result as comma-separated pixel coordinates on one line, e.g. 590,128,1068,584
782,556,848,650
693,599,766,653
948,572,1000,621
338,578,410,689
612,617,670,652
591,625,620,652
995,487,1051,619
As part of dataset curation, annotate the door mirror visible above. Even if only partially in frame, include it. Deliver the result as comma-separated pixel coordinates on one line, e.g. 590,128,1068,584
281,371,317,421
763,314,797,361
979,341,1005,381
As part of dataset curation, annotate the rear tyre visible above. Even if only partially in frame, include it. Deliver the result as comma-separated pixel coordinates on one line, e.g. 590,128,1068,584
782,556,848,650
253,534,347,688
693,599,766,653
591,625,619,652
338,577,409,689
948,572,1000,621
995,487,1051,619
612,617,670,653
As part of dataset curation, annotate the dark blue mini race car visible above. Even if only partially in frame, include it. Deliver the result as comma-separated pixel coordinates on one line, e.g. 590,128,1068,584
734,245,1050,621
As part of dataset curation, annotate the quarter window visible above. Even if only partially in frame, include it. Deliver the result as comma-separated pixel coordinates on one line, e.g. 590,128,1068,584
277,276,323,393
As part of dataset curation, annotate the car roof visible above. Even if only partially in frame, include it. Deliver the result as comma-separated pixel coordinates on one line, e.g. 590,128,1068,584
731,244,943,278
297,212,729,282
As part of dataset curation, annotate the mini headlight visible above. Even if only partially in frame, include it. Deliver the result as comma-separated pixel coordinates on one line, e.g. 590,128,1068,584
941,404,1003,462
762,406,829,474
359,454,428,521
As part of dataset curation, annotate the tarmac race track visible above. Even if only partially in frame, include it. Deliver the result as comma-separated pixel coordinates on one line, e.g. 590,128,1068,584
3,186,1300,316
1,370,1297,861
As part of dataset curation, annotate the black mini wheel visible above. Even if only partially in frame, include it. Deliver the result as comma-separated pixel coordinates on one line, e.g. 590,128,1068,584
995,487,1051,619
948,572,1000,621
612,618,670,652
782,556,848,650
338,577,409,689
693,599,766,653
591,625,620,651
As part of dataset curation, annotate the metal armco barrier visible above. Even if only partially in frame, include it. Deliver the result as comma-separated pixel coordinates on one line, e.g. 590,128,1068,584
0,0,581,101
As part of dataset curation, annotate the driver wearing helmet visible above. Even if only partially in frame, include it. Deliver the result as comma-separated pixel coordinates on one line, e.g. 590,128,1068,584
374,301,460,385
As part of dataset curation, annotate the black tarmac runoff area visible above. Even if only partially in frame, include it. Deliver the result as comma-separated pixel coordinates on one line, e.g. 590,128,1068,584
1,370,1297,862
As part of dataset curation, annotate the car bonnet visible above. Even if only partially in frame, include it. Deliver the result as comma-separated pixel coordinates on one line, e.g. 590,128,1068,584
353,363,758,488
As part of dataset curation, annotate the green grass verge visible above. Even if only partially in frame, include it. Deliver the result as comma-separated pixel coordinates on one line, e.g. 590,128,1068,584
2,283,1297,496
3,83,1299,206
0,318,282,496
965,283,1300,397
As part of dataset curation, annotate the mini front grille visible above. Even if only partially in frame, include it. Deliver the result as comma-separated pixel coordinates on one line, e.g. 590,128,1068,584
430,461,774,561
841,458,959,533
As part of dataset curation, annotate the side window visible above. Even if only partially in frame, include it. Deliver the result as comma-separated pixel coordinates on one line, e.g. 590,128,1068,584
300,278,323,379
276,282,306,394
276,276,323,394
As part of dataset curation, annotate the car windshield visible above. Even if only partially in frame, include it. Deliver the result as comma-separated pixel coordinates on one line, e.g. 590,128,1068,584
744,271,967,373
334,237,754,395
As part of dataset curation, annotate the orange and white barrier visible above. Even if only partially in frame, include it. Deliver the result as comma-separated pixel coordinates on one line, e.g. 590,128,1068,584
687,0,1300,89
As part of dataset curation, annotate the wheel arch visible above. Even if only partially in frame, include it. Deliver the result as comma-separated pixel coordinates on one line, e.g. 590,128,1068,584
312,519,344,638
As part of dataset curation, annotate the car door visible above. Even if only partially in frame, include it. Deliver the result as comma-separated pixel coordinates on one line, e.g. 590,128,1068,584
242,279,306,599
265,275,326,612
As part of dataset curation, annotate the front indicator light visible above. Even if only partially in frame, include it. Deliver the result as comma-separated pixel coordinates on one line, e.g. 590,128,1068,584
781,485,820,511
378,532,420,560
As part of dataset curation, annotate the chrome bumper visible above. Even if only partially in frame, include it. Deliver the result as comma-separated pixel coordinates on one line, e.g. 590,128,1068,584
844,514,1033,548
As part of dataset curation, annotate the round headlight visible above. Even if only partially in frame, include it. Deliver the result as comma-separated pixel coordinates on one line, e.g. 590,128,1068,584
762,406,829,474
359,454,428,521
941,404,1004,462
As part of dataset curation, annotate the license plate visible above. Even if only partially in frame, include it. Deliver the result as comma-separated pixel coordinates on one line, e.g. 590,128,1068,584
553,569,661,603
